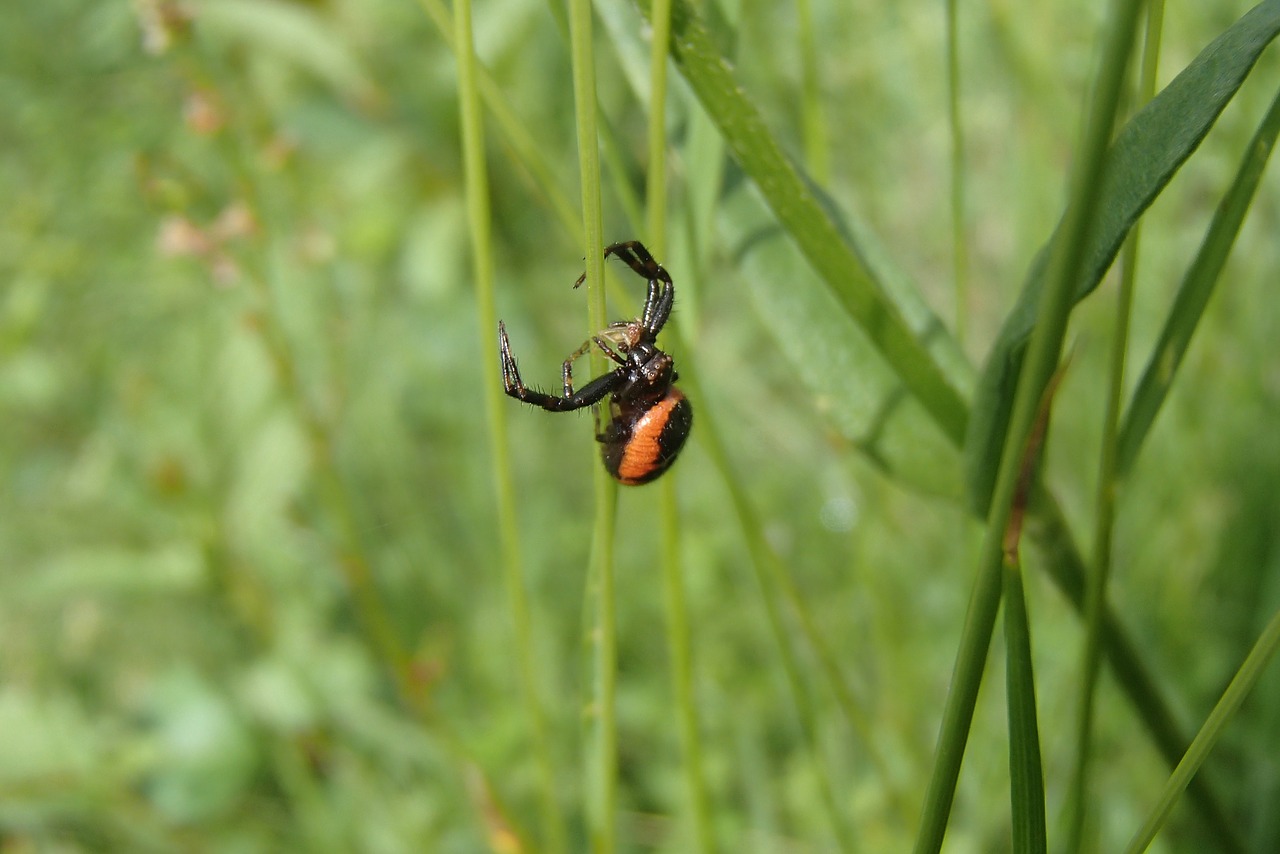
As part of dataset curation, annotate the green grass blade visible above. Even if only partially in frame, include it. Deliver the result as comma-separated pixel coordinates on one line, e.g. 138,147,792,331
795,0,829,183
1026,489,1246,851
945,0,969,343
965,0,1280,513
1066,6,1165,851
1116,84,1280,477
567,1,617,851
613,0,1245,838
415,0,581,236
1004,561,1046,854
1123,606,1280,854
629,0,970,446
914,0,1146,848
644,0,715,847
455,0,565,849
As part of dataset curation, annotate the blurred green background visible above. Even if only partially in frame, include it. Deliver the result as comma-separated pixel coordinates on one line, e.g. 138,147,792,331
3,0,1280,850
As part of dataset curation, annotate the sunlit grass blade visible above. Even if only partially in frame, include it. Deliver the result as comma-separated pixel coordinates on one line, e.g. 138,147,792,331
914,0,1146,848
1123,606,1280,854
795,0,829,183
415,0,580,236
566,1,617,851
965,0,1280,513
1004,561,1046,854
1116,84,1280,477
724,196,966,500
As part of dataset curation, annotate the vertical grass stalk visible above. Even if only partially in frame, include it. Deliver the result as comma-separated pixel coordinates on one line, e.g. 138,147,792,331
455,0,566,849
912,0,1147,850
945,0,968,343
796,0,829,183
567,0,617,850
644,0,716,849
1065,4,1164,851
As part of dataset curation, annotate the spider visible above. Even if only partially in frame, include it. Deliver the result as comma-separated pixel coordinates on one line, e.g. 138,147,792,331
498,240,692,485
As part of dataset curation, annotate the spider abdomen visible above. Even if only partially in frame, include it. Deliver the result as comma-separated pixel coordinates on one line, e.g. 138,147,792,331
601,389,693,485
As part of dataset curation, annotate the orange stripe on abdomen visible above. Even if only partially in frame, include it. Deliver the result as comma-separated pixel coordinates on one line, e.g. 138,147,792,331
615,393,683,484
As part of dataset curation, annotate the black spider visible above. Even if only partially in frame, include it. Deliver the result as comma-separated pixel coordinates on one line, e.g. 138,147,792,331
498,241,692,484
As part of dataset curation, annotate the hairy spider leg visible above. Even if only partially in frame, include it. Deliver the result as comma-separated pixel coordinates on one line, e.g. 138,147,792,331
570,241,675,336
561,330,630,396
498,321,627,412
600,242,674,335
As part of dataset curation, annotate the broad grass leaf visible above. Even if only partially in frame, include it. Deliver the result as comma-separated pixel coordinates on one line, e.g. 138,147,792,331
723,183,966,499
964,0,1280,513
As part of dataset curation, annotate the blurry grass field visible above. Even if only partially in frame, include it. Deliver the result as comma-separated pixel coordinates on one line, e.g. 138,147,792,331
4,0,1280,851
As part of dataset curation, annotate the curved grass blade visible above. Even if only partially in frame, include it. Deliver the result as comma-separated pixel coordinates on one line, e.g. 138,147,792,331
965,0,1280,513
1116,84,1280,477
198,0,380,104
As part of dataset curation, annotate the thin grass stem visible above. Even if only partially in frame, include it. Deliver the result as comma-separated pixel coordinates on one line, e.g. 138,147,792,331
568,2,617,851
643,0,715,849
679,368,856,852
1123,606,1280,854
945,0,968,344
796,0,829,183
1116,84,1280,478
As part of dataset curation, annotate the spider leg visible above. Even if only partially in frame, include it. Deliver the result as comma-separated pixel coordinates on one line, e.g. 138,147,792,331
602,241,672,288
570,241,675,334
561,332,629,396
499,321,625,412
643,275,674,335
603,241,674,335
